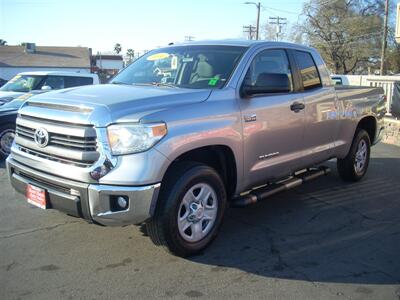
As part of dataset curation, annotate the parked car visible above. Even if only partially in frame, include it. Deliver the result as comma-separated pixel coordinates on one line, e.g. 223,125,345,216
0,77,7,88
6,41,386,257
0,71,99,158
0,71,99,105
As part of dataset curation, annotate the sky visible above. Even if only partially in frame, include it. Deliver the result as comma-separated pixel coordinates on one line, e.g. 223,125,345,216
0,0,306,54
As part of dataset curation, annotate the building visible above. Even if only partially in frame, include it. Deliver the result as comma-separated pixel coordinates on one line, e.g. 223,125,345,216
91,54,124,83
0,43,92,80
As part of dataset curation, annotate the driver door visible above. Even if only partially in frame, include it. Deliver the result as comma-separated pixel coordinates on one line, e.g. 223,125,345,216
238,49,306,190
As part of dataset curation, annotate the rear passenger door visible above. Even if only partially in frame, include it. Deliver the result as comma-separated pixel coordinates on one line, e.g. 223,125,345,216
292,50,338,165
238,49,306,190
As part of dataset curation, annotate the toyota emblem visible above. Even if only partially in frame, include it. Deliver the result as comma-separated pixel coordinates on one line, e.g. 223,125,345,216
34,128,49,148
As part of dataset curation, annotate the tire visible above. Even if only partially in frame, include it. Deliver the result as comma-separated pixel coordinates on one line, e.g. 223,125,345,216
337,129,371,182
147,162,227,257
0,124,15,160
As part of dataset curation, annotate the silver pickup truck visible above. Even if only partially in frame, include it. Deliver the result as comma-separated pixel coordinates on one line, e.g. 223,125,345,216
6,41,386,257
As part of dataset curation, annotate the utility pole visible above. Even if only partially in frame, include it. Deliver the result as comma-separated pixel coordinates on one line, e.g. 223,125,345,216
184,36,195,42
269,16,287,41
243,25,257,40
380,0,389,75
244,2,261,40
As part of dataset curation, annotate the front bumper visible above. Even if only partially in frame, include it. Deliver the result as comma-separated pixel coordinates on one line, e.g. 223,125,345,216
6,157,160,226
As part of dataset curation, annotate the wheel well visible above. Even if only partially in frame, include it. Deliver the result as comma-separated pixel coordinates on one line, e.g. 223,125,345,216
357,116,376,144
163,145,237,199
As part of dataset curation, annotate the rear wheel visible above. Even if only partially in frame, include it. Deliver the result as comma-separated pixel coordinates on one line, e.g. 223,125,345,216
147,162,227,257
337,129,371,182
0,124,15,159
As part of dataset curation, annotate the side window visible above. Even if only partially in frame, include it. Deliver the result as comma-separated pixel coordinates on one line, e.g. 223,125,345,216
294,51,322,90
245,49,293,93
43,76,64,89
64,76,93,88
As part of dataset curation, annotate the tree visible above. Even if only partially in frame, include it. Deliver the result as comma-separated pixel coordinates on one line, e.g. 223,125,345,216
126,49,135,63
114,43,122,54
299,0,384,74
0,39,7,45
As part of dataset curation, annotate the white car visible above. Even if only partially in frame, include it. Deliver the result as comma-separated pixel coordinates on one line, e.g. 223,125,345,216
0,71,100,105
0,71,99,158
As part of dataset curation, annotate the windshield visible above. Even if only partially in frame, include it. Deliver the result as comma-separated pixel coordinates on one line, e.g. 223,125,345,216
0,75,44,92
111,45,247,89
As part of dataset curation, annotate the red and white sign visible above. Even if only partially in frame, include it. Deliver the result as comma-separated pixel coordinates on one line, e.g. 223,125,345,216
26,184,47,209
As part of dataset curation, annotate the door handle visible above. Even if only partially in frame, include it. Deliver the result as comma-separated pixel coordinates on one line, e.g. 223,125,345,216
290,102,305,112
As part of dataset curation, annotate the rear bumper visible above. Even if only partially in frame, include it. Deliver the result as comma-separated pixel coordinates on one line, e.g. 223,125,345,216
6,157,160,226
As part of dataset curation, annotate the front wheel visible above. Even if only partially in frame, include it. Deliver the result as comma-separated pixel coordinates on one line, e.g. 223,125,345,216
337,129,371,182
0,124,15,160
146,162,227,257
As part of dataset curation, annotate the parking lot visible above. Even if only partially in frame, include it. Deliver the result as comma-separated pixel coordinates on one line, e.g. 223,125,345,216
0,142,399,300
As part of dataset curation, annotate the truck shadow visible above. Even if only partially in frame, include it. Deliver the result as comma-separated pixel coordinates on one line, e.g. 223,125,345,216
190,157,400,285
0,160,5,169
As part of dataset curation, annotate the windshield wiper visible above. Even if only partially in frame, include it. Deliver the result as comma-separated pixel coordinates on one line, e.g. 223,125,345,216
133,82,178,88
111,81,130,85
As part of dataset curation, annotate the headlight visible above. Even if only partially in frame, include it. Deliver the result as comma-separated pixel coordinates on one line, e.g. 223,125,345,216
107,123,167,155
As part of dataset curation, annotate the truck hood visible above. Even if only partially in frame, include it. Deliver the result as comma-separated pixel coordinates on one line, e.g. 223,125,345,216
0,91,24,105
22,84,212,127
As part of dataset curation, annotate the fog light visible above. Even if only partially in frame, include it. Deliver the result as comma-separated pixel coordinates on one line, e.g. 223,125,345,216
110,195,129,212
117,196,128,209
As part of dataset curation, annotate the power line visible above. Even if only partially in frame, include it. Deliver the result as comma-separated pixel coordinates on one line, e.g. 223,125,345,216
269,16,287,41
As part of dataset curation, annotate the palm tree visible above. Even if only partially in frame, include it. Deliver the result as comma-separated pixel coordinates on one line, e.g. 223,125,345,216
114,43,122,54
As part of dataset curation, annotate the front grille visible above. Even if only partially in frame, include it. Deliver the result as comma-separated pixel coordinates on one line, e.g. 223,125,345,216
15,115,99,167
16,124,97,152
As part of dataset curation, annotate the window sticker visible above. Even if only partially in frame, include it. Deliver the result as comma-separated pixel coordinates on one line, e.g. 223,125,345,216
147,53,170,61
208,77,219,86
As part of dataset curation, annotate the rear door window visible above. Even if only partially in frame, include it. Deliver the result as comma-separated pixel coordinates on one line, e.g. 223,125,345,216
64,76,93,88
294,51,322,90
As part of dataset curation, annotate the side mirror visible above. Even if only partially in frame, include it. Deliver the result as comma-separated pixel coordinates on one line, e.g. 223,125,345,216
41,85,52,91
242,73,291,96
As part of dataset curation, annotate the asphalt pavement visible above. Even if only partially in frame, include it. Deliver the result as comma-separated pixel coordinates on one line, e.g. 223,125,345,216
1,143,400,300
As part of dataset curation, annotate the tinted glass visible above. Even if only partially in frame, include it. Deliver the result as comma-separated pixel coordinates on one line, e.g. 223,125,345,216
64,76,93,88
294,51,322,90
111,45,247,89
245,49,293,91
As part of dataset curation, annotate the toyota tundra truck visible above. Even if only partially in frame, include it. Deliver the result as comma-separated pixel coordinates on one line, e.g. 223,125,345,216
6,41,386,257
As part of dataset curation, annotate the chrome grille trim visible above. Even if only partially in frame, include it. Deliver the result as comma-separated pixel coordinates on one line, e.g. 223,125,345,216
15,115,100,167
18,146,94,168
17,117,96,138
